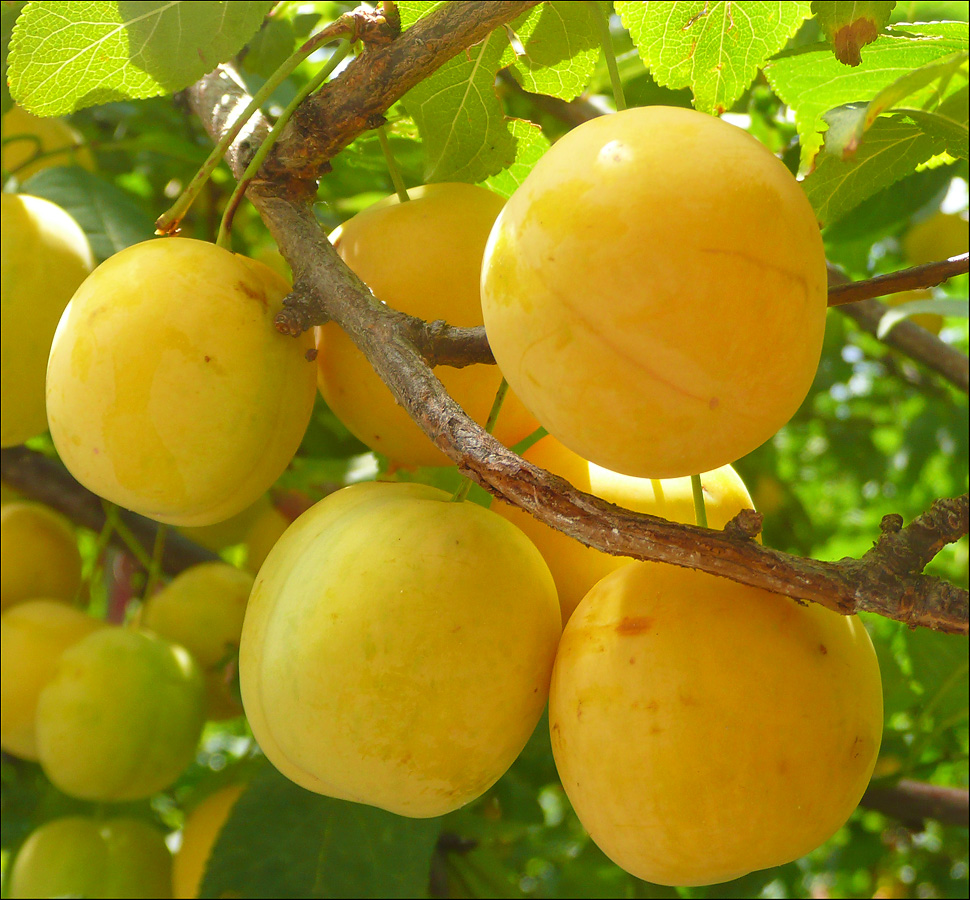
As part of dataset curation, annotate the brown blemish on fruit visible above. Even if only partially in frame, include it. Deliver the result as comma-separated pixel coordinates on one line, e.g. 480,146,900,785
236,280,267,308
678,690,699,707
709,397,719,410
576,701,583,720
650,725,662,735
629,656,636,665
616,616,653,635
204,355,211,362
819,643,828,655
305,348,318,362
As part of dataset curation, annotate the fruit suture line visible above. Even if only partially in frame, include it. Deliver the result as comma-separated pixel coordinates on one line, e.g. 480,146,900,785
187,63,968,636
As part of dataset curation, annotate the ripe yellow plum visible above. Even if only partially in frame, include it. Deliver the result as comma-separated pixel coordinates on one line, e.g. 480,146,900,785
178,494,274,553
1,600,105,759
36,627,206,801
2,105,94,180
550,562,883,886
9,816,172,899
173,784,245,899
1,502,82,612
242,503,290,572
482,106,827,478
46,238,316,525
316,183,538,467
240,481,560,817
141,562,254,720
1,193,94,447
883,289,943,335
494,434,756,623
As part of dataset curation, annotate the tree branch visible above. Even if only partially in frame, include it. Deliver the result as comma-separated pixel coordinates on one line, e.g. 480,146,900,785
0,447,219,576
186,55,968,636
264,0,542,182
861,779,970,828
827,254,969,307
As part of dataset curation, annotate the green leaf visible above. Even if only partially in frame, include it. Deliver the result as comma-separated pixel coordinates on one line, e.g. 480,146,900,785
803,114,950,225
397,1,447,30
1,2,26,116
900,83,970,160
401,28,516,183
765,23,969,172
202,762,442,899
20,167,155,261
811,0,897,66
8,0,275,116
820,52,968,159
482,117,550,198
503,1,600,101
615,1,812,114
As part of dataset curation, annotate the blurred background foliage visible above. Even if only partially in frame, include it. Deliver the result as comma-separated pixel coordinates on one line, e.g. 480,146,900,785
1,0,968,897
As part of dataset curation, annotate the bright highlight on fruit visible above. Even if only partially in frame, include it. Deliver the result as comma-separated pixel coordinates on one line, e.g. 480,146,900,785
493,433,757,623
316,183,538,467
46,238,316,525
1,192,94,447
240,481,561,817
550,561,883,887
481,105,828,479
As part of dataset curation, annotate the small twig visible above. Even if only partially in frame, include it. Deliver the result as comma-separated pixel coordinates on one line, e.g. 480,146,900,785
861,778,969,828
827,254,969,307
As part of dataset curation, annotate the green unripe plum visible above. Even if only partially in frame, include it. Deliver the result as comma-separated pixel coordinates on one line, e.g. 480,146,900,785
550,562,883,886
1,193,94,447
2,105,95,180
46,237,316,525
316,183,538,467
1,600,105,759
240,481,561,817
173,784,245,899
494,434,756,623
481,106,827,478
141,562,254,720
9,816,172,899
36,627,206,801
1,502,82,612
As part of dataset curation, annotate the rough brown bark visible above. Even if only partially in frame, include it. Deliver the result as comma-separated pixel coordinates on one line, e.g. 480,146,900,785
827,254,969,306
861,779,970,828
186,59,969,636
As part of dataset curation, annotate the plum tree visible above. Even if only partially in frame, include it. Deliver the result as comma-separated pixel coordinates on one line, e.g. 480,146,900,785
36,627,206,801
481,105,828,478
0,502,83,611
173,784,245,900
0,599,105,759
239,481,561,816
140,562,254,719
1,105,94,180
316,183,538,467
8,816,173,899
1,192,94,447
493,433,756,622
45,237,317,525
550,561,883,886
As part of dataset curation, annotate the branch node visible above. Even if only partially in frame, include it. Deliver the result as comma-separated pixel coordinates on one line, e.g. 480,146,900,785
724,508,764,540
880,513,905,535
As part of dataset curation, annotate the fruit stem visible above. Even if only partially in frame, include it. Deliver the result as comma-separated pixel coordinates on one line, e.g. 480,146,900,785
452,378,510,502
510,426,548,457
691,474,709,528
142,524,168,600
593,2,626,111
102,503,154,571
155,24,351,235
215,40,354,251
78,515,117,602
378,124,410,203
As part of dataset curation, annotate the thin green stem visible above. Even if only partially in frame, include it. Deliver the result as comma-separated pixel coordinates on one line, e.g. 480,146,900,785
377,125,410,202
510,426,549,457
593,2,626,111
691,474,708,528
453,378,510,503
216,39,353,250
156,24,352,235
79,516,117,598
102,503,154,570
142,524,168,600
